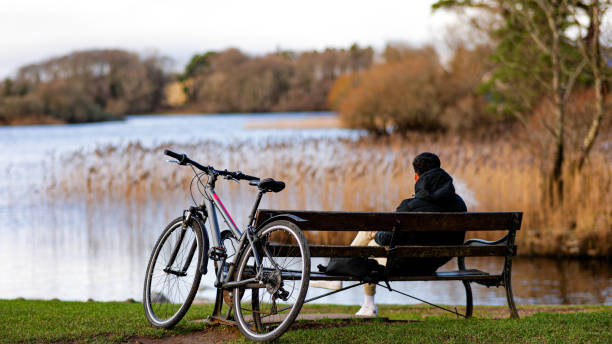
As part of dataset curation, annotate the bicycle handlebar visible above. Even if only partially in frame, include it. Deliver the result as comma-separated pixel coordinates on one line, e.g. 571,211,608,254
164,149,259,181
164,149,185,162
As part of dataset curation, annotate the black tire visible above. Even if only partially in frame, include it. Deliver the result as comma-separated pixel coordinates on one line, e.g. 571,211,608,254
233,220,310,342
143,217,206,328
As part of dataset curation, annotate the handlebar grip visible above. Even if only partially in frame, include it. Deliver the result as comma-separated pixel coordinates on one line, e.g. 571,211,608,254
164,149,182,160
164,149,188,165
237,173,259,181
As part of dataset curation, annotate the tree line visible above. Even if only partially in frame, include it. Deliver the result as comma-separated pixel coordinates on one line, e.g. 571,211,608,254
0,50,169,124
0,45,373,124
179,45,373,113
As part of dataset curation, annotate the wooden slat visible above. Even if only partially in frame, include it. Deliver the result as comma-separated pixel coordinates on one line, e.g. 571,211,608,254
255,210,522,232
267,244,515,258
308,271,502,282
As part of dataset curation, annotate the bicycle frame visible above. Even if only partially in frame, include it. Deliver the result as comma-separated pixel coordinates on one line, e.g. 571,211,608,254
164,166,267,286
201,173,267,279
203,172,264,247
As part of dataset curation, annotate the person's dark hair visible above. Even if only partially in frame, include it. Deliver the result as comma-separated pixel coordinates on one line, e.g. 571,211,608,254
412,152,441,175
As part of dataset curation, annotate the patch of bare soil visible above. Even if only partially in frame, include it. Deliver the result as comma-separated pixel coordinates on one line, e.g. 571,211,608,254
125,326,239,344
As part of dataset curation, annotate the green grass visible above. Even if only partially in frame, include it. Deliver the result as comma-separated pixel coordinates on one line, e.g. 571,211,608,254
0,300,610,344
0,299,215,343
261,311,612,344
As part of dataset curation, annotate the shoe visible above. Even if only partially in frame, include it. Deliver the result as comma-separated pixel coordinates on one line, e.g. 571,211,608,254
355,304,378,317
308,280,342,290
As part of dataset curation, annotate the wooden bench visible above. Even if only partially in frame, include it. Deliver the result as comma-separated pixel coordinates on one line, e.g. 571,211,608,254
254,209,523,319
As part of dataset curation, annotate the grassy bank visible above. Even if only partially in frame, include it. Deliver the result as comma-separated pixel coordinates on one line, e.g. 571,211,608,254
1,299,610,343
263,311,612,344
0,299,213,343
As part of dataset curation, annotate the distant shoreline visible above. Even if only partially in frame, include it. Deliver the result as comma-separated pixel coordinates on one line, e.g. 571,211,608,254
244,114,341,129
0,111,336,127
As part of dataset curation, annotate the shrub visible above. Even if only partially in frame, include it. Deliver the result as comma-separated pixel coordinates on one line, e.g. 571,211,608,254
333,44,498,134
336,48,446,134
0,94,44,124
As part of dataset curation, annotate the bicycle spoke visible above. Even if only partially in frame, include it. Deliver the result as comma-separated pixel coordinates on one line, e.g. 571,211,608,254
144,218,203,329
234,221,309,341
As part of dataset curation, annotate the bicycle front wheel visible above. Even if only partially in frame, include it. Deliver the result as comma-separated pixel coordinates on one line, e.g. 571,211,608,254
234,220,310,342
143,217,206,328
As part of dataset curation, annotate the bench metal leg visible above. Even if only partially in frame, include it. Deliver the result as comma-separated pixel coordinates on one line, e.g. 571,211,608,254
462,281,473,318
206,288,237,325
212,288,224,317
503,272,519,319
458,257,473,318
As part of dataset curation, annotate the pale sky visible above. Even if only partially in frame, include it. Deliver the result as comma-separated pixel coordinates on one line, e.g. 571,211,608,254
0,1,457,78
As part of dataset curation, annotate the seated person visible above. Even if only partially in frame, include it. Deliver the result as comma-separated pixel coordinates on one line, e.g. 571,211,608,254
312,153,467,316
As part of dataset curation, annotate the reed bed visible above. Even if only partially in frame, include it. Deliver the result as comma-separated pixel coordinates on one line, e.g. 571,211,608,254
45,135,612,258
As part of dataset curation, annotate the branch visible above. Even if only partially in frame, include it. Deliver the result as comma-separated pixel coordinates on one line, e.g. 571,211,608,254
510,110,530,129
496,54,552,91
432,0,498,11
508,0,553,55
568,3,592,62
563,58,588,103
535,0,557,34
538,112,560,139
577,102,605,170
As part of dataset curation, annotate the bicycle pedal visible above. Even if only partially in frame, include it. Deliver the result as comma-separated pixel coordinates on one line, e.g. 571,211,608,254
209,246,227,261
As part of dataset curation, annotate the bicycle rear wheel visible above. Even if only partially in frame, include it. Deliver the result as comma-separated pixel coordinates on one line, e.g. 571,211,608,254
143,217,206,328
234,220,310,342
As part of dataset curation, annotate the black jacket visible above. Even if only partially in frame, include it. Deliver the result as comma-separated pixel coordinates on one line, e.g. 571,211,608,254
375,167,467,275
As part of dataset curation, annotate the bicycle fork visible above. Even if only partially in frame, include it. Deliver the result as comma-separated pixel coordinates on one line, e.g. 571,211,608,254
164,208,208,276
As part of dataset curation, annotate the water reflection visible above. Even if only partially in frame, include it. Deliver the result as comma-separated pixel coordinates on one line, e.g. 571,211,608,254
2,185,610,305
300,256,612,306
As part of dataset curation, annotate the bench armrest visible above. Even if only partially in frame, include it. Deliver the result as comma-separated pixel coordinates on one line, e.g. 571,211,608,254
459,234,510,271
463,234,509,246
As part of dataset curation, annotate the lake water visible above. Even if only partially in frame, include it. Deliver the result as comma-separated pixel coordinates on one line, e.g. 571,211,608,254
1,113,610,306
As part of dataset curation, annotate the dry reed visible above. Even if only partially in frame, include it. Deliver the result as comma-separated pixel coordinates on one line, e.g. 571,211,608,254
45,135,612,258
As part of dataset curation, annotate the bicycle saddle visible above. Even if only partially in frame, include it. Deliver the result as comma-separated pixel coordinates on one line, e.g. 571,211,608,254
258,178,285,193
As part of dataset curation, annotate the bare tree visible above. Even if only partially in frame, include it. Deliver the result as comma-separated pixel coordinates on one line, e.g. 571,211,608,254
434,0,610,201
571,1,610,170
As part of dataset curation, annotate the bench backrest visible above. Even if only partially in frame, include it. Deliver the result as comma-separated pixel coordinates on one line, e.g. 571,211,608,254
255,210,522,259
255,210,522,232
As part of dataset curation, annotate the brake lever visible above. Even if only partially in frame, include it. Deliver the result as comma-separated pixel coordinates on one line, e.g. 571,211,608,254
166,159,180,165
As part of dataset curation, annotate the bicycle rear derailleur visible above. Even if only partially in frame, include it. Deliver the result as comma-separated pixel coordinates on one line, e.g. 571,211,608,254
263,268,289,301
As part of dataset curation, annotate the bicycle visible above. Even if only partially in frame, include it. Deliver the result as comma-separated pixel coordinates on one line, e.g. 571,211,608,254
143,150,310,342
